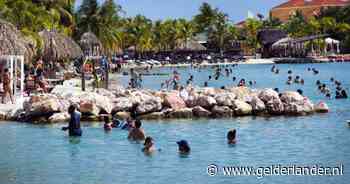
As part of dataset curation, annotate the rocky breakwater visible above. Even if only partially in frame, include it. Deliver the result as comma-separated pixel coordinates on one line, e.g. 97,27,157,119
6,86,329,123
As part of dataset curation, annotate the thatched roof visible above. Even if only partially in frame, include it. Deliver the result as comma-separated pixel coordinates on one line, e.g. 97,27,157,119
258,29,287,46
177,40,207,51
39,30,82,61
79,32,103,54
0,19,35,62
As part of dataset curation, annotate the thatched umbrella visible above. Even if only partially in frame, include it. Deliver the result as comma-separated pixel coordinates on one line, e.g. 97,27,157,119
79,32,103,56
0,19,35,62
39,29,83,62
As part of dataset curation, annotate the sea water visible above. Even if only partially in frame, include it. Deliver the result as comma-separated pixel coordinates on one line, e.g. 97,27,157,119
0,63,349,184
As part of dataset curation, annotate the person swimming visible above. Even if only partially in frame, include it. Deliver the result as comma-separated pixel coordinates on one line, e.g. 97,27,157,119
177,140,191,154
142,136,156,154
62,105,82,137
128,119,146,141
227,129,237,144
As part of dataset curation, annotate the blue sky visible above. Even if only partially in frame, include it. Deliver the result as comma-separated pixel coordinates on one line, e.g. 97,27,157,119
75,0,286,23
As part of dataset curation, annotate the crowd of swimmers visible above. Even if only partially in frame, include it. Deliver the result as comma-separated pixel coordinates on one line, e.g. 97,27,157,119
62,104,237,155
271,65,348,100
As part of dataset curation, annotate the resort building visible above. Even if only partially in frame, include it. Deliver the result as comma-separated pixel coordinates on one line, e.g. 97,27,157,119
270,0,350,22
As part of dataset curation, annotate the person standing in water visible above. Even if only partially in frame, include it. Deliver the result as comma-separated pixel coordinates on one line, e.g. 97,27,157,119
1,68,14,104
128,119,146,141
177,140,191,154
227,129,237,144
62,105,82,136
142,136,156,154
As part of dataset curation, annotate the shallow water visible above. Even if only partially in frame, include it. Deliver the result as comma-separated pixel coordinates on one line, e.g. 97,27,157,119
1,63,350,184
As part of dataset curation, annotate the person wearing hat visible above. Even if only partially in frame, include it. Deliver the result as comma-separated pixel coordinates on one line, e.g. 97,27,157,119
62,105,82,137
142,136,156,154
128,119,146,141
177,140,191,154
227,129,237,144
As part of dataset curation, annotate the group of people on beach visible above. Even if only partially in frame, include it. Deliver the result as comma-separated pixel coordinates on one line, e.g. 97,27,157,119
62,104,237,155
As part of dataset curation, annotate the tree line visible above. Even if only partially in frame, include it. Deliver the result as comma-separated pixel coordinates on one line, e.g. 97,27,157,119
0,0,349,56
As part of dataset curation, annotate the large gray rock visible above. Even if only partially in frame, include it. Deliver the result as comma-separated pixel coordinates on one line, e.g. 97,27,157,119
215,93,236,107
48,112,70,123
266,98,284,115
258,88,280,103
24,94,68,117
112,97,133,113
280,91,304,103
185,95,198,108
211,105,233,117
196,95,217,109
163,92,186,110
192,106,211,118
233,100,252,116
135,96,162,115
249,96,266,113
281,92,314,115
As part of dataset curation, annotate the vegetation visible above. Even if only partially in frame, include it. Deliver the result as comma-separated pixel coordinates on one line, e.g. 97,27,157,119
0,0,350,59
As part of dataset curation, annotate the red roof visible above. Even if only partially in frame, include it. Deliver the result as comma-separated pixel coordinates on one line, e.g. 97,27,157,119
273,0,350,9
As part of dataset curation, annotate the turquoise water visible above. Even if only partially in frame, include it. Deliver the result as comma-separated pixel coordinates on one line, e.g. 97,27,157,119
1,63,350,184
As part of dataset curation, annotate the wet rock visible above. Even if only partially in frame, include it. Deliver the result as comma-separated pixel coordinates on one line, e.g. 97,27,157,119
196,95,216,110
233,100,252,116
115,111,131,119
139,112,165,120
48,112,70,123
215,93,236,107
192,106,211,118
163,92,186,110
168,108,193,119
314,101,329,113
211,105,233,118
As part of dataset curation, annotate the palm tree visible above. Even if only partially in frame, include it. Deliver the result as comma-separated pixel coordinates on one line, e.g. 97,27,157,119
244,18,263,54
